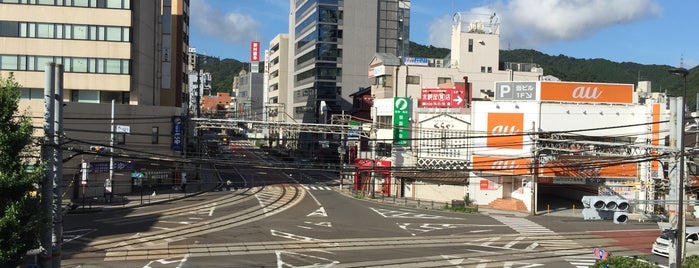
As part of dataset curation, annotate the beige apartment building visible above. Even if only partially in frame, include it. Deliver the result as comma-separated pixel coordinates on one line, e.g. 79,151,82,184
1,0,191,198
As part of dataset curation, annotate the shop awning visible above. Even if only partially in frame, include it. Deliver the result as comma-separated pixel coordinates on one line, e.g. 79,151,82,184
393,171,469,185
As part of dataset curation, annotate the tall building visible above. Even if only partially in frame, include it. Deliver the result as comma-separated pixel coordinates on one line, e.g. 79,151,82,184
267,34,290,121
287,0,410,124
0,0,189,107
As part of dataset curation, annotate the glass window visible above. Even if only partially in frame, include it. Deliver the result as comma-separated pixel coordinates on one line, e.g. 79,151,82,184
406,75,420,84
116,133,125,145
151,127,159,144
36,56,54,68
121,60,129,74
95,58,104,73
77,90,99,103
28,23,36,37
0,21,19,37
105,26,120,41
105,59,121,73
73,58,88,72
122,27,130,42
73,25,88,39
468,39,473,52
97,26,105,40
73,0,90,7
19,22,28,37
56,24,63,38
0,55,18,70
89,26,96,40
106,0,122,8
21,88,43,100
438,77,452,84
37,23,54,38
63,24,72,39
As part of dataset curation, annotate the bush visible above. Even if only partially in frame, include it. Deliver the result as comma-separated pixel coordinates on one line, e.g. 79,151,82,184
684,255,699,268
589,256,659,268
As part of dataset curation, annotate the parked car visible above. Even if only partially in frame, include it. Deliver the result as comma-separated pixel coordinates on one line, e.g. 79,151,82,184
652,226,699,257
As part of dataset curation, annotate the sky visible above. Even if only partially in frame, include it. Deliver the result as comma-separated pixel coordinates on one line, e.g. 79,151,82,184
189,0,698,69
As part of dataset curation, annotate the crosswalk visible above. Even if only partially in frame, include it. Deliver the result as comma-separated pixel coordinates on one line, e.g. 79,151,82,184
301,184,333,191
490,215,598,267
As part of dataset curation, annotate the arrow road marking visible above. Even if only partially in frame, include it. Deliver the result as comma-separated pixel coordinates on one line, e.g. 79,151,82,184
307,207,328,217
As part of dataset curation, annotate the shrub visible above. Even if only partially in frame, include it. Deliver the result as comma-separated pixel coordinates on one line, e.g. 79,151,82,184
589,256,659,268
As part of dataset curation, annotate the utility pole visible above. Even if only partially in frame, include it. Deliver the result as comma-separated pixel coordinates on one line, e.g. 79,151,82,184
530,121,538,216
39,63,56,268
51,64,64,268
109,99,115,200
39,62,64,268
371,106,377,199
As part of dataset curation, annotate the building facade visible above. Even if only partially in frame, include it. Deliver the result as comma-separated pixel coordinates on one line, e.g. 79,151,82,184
287,0,411,125
0,0,189,107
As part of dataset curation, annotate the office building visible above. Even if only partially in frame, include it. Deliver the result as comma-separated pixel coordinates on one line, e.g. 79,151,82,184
287,0,410,124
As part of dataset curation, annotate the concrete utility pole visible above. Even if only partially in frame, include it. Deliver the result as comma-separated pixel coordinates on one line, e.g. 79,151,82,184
39,63,56,268
668,96,686,268
52,64,64,268
109,99,115,200
39,62,64,268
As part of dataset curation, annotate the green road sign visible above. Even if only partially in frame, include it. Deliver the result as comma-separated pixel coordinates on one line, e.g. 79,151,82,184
393,97,410,146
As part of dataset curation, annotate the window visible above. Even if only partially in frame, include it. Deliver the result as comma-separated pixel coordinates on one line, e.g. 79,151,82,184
376,142,392,157
20,88,43,100
468,39,473,52
0,55,17,70
377,115,392,128
487,66,492,73
376,75,392,86
481,66,486,73
116,133,125,145
406,75,420,84
437,77,452,84
151,127,159,144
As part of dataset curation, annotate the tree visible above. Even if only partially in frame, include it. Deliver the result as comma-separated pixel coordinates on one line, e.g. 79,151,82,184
0,74,44,267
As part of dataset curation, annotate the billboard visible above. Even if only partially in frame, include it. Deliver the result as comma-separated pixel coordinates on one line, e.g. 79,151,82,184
250,41,260,62
486,113,524,149
495,82,537,100
172,116,183,151
540,81,633,104
404,57,428,66
472,155,531,175
419,88,466,108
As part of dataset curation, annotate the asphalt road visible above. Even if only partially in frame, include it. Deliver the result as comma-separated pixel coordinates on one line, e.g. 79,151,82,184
59,142,671,268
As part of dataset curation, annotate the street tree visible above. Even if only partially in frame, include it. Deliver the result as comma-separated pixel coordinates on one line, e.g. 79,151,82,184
0,74,44,267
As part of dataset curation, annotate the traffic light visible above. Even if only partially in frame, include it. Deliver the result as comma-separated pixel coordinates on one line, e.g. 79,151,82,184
581,195,629,224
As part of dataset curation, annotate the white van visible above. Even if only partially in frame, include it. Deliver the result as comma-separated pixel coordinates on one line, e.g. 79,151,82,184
652,226,699,257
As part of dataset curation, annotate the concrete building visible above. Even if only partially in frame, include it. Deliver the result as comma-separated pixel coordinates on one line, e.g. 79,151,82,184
267,34,290,122
0,1,189,107
287,0,411,125
1,1,190,197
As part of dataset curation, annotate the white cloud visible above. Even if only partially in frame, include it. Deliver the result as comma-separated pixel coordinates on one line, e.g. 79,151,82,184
190,0,261,46
427,0,661,49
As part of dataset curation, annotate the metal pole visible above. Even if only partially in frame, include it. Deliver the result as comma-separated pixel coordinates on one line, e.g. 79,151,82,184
39,62,56,268
109,100,115,203
51,64,64,268
371,106,377,199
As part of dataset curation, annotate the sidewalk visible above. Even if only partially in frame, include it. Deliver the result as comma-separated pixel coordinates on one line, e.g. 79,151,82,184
63,166,222,214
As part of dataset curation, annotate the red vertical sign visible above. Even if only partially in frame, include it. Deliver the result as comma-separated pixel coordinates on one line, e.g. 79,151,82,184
250,42,260,62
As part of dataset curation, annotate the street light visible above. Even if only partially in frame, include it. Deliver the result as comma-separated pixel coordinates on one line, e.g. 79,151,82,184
669,67,688,268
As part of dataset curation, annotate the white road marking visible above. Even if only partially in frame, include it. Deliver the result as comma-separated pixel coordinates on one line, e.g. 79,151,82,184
370,207,460,219
305,221,332,227
307,207,328,217
142,253,189,268
275,250,339,268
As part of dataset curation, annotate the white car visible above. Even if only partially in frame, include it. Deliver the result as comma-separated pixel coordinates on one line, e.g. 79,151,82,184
652,226,699,257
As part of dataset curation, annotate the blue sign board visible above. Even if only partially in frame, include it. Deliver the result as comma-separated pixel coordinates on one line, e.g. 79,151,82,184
404,57,429,66
172,116,183,151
